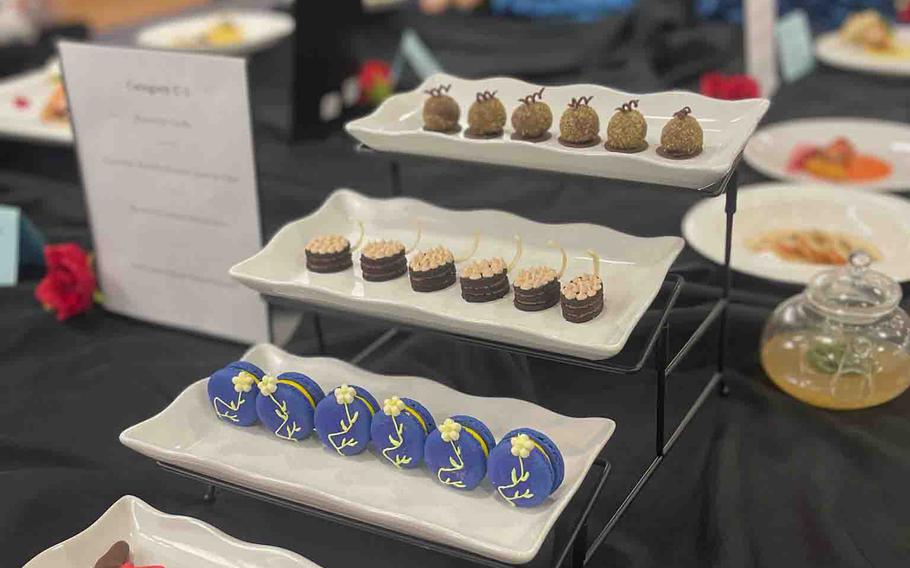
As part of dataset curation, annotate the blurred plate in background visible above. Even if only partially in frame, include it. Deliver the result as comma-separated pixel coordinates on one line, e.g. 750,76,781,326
682,183,910,285
136,10,294,55
744,118,910,192
815,26,910,77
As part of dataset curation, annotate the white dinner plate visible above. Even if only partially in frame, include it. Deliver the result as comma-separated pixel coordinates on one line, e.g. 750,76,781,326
345,73,769,190
120,343,616,564
24,495,321,568
136,10,295,55
682,182,910,285
0,60,72,145
815,26,910,77
229,188,684,361
744,118,910,192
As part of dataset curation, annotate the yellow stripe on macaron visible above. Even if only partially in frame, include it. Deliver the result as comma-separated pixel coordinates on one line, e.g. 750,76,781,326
277,379,316,410
464,426,489,458
403,405,428,434
356,395,376,416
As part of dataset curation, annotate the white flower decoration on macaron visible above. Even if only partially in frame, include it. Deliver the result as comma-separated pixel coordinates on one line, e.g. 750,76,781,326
334,384,356,405
232,372,256,393
510,433,535,459
383,396,406,417
258,375,278,396
439,418,462,442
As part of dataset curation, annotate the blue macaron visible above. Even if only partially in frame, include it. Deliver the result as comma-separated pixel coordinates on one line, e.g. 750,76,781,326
371,396,436,469
488,428,565,508
314,384,380,456
424,415,496,491
255,372,326,441
207,361,265,427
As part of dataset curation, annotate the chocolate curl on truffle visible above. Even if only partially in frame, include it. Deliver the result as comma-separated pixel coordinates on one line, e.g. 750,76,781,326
547,240,568,279
424,84,452,97
673,106,692,119
616,99,639,112
405,222,423,254
454,232,481,262
518,87,546,105
508,235,523,272
475,90,498,102
567,96,594,109
349,219,365,251
586,249,601,278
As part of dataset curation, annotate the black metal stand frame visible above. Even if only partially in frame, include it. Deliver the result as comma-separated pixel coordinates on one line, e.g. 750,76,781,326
162,151,740,568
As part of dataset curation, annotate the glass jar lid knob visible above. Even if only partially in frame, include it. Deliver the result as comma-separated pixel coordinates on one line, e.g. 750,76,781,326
806,249,902,324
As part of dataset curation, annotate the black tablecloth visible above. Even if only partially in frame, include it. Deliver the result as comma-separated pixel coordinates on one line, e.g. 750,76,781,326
2,6,910,568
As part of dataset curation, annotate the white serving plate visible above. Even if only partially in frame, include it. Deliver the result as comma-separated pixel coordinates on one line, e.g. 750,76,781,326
815,26,910,77
0,60,72,145
345,73,769,190
744,118,910,192
682,182,910,285
120,343,616,564
24,495,321,568
230,189,684,361
136,10,294,55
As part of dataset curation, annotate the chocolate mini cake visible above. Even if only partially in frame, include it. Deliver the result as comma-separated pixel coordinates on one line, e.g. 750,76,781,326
605,99,648,153
561,273,604,323
409,246,457,292
361,239,408,282
423,84,460,134
558,96,600,148
657,106,703,159
305,234,352,273
513,267,561,311
460,257,510,302
466,90,507,139
510,88,552,142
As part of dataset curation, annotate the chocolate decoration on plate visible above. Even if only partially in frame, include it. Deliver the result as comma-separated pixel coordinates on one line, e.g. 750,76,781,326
466,90,506,139
305,235,353,273
558,96,601,148
409,246,457,292
657,106,703,159
361,240,408,282
422,84,461,134
605,99,648,153
94,541,130,568
510,87,553,143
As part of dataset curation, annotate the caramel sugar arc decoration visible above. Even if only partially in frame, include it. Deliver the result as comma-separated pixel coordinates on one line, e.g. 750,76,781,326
405,222,423,254
586,249,601,278
508,235,523,272
454,232,481,262
350,219,365,251
547,240,568,279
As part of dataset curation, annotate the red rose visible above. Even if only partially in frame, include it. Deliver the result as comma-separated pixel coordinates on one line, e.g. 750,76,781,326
899,4,910,23
358,59,392,106
699,72,760,100
34,243,98,321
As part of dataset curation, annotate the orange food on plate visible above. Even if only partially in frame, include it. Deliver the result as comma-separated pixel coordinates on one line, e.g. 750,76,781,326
40,80,69,124
788,137,891,183
747,229,882,266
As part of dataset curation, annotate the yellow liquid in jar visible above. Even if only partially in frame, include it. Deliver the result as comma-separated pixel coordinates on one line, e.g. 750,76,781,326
761,332,910,410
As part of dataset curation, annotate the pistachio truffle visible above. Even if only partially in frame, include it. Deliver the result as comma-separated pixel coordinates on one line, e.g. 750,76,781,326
422,84,460,134
511,87,552,142
466,90,506,138
657,106,703,159
558,96,600,148
605,99,648,153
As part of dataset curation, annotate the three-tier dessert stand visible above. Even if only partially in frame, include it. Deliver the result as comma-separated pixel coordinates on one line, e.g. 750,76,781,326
158,138,742,567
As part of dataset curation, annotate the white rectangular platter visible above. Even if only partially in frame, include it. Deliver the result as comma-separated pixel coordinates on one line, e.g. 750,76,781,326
230,189,684,361
0,61,72,145
24,495,322,568
120,343,617,564
346,73,769,189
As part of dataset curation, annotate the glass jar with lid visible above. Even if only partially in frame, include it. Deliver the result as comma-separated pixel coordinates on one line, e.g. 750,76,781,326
761,251,910,410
